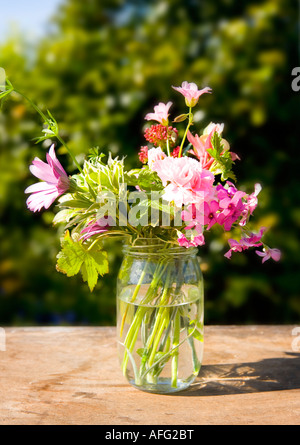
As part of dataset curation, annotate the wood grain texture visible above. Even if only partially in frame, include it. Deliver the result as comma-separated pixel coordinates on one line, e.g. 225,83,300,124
0,325,299,425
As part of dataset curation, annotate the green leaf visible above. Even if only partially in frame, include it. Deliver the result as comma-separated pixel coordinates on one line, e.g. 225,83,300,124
208,132,236,181
125,167,164,191
58,199,93,209
56,231,109,291
52,209,79,225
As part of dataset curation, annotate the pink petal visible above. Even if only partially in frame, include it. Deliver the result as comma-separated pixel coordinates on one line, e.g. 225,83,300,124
255,250,266,257
30,159,57,183
269,248,281,262
26,188,59,212
25,181,58,194
47,145,67,178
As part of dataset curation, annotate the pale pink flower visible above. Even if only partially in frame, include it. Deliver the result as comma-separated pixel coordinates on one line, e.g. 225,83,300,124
152,156,215,207
147,147,166,170
203,122,224,135
255,247,281,263
25,145,69,212
172,81,212,107
145,101,172,125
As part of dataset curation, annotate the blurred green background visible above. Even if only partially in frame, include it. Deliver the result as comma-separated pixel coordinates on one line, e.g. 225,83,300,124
0,0,299,326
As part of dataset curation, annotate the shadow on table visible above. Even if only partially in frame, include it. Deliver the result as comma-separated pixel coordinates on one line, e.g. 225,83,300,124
183,352,300,397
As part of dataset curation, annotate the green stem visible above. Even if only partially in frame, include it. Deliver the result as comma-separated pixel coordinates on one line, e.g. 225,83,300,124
171,308,181,388
56,134,84,175
166,137,170,157
120,260,168,375
119,261,148,337
13,88,85,174
178,107,193,158
13,87,99,201
145,267,172,366
188,335,201,375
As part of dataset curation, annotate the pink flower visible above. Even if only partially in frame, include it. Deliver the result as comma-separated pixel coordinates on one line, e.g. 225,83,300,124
181,203,205,233
144,124,178,147
145,101,172,125
187,123,233,170
187,130,214,170
203,200,220,230
80,216,115,241
255,247,281,263
241,227,266,248
172,81,212,107
217,190,246,231
147,147,166,170
177,231,205,248
25,145,69,212
224,227,266,259
216,182,238,200
239,183,262,226
224,239,244,259
152,156,215,207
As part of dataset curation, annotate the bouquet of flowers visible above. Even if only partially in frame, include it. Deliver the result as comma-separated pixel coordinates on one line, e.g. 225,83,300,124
1,74,280,392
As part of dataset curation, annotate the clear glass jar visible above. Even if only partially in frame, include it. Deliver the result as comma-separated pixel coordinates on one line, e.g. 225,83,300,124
116,239,204,394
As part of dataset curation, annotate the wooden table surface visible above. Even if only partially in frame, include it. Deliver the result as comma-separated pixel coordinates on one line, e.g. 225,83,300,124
0,325,299,425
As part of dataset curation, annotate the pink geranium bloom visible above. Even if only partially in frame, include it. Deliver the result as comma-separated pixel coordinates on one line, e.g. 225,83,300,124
182,203,204,232
203,200,220,230
25,144,69,212
216,181,238,200
172,81,212,107
255,247,281,263
145,101,172,125
217,190,246,231
152,156,215,207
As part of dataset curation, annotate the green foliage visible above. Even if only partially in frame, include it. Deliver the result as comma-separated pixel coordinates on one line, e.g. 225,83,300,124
207,132,236,181
56,230,109,291
124,167,164,191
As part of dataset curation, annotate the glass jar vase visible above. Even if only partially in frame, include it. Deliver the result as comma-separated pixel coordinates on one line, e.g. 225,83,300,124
116,239,204,394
